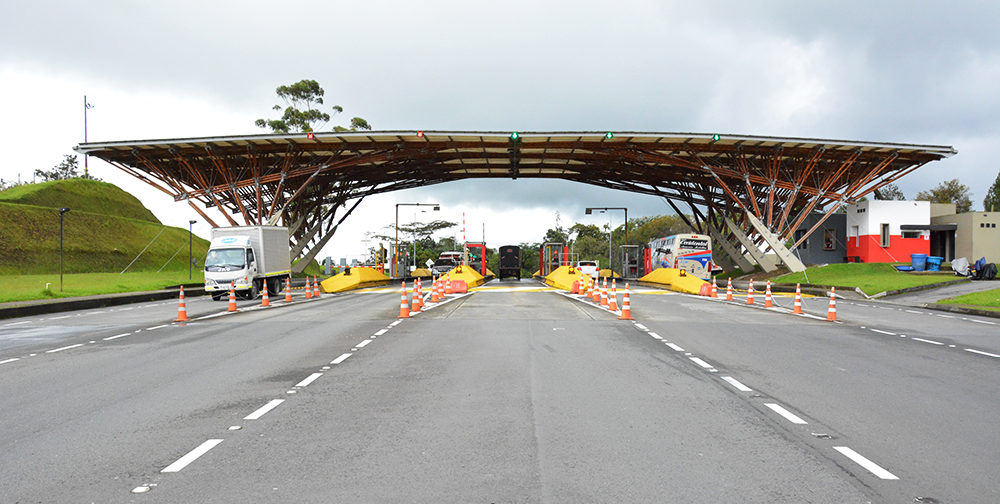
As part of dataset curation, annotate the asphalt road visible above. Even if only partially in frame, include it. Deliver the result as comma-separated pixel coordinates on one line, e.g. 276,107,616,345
0,281,997,503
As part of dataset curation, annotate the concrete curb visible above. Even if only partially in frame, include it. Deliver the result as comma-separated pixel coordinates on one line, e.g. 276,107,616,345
916,302,1000,319
0,287,208,320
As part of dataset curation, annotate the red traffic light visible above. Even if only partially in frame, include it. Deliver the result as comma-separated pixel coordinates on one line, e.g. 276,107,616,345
306,132,315,139
416,131,424,137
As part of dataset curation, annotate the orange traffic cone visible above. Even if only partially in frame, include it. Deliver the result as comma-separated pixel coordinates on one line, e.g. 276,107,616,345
174,285,189,322
582,276,590,297
445,274,452,295
609,279,619,312
284,278,293,303
711,277,718,298
592,278,601,303
765,280,773,308
313,276,320,298
600,278,609,307
793,283,803,314
618,283,633,320
726,277,733,301
398,281,410,318
429,276,440,303
261,281,270,307
304,277,312,299
747,280,754,305
827,286,837,321
411,280,421,314
228,282,238,312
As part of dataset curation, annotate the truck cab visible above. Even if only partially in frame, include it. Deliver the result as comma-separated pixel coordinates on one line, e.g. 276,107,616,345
205,236,259,300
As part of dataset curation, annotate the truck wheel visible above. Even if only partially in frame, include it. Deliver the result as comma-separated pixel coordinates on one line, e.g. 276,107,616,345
211,294,223,301
248,283,259,300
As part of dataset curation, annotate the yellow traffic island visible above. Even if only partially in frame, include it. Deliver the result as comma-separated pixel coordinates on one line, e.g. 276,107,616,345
639,268,709,295
411,268,433,278
598,269,621,278
445,265,487,289
543,265,588,291
320,267,392,293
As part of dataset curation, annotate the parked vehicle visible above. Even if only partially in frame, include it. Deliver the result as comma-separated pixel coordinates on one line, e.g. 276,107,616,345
647,233,720,280
499,245,521,280
576,260,599,278
204,226,291,300
430,257,459,276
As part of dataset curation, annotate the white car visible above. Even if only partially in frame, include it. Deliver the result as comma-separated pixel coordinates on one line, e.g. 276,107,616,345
577,261,599,278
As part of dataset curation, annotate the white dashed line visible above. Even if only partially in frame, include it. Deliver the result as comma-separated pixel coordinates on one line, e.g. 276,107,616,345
389,320,402,327
689,357,713,369
146,324,169,330
295,373,323,387
161,439,223,473
722,376,752,392
935,314,956,319
966,348,1000,358
0,358,20,364
48,316,71,321
634,323,648,331
665,343,685,352
833,446,898,480
102,333,131,341
648,332,662,340
374,329,388,336
911,337,944,346
969,319,997,325
3,321,30,327
331,353,352,364
764,403,808,424
905,310,923,314
46,343,84,353
871,329,896,336
86,311,106,315
356,339,372,348
244,399,285,420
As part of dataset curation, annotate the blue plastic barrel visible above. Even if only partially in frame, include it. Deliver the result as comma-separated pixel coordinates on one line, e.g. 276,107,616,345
926,256,943,271
911,253,928,271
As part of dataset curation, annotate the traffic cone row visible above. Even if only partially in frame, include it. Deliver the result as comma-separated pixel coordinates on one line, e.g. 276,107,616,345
718,278,837,323
174,285,188,322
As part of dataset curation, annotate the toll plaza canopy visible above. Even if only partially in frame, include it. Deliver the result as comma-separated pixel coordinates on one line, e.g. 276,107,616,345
76,131,956,273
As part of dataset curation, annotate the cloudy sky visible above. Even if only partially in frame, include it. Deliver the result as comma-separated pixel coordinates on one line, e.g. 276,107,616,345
2,1,997,262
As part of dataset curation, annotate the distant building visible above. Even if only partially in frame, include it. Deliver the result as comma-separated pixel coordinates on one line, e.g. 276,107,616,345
931,210,1000,262
791,213,846,265
844,200,931,263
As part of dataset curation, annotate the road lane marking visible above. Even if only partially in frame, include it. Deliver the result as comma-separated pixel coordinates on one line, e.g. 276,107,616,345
648,332,662,340
965,348,1000,358
146,324,169,330
935,314,956,319
764,403,808,424
833,446,899,480
161,439,224,473
911,337,944,345
374,329,388,336
0,358,20,364
48,315,71,320
722,376,752,392
3,321,31,327
689,357,713,369
103,333,131,341
969,319,997,325
870,329,896,336
295,373,323,387
356,339,372,348
331,353,352,364
46,343,84,353
634,323,648,331
244,399,285,420
665,343,685,352
389,320,402,327
905,310,923,314
86,311,106,315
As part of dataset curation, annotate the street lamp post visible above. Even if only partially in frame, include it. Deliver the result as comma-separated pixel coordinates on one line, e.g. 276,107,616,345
83,96,93,178
189,220,197,280
394,203,440,277
58,207,70,292
585,207,628,277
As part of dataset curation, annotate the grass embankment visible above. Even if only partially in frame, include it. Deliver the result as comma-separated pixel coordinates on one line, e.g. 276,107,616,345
776,263,959,296
0,271,205,304
938,288,1000,312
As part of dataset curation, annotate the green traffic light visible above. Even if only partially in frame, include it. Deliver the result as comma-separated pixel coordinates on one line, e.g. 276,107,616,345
712,134,721,141
605,132,614,139
511,132,519,140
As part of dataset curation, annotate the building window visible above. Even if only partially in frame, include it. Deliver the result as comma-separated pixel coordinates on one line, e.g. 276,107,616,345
823,229,836,251
902,231,920,239
880,223,890,247
794,230,807,250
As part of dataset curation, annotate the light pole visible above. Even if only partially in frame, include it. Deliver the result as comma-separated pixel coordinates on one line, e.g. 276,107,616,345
188,220,197,280
59,207,70,292
395,203,439,277
83,96,93,178
585,207,628,277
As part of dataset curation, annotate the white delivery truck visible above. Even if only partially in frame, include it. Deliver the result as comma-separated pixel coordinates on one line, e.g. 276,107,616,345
204,226,291,300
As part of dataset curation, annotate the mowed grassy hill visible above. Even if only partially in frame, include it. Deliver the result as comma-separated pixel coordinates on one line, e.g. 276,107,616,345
0,179,210,276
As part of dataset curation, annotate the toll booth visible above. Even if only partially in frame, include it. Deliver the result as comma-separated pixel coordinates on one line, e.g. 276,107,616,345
539,242,565,276
619,245,641,278
465,242,488,276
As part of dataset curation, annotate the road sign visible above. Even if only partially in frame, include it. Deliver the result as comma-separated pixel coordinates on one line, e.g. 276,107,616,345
425,259,434,268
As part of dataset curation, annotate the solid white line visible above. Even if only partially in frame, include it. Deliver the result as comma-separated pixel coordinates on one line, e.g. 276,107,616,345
3,321,31,326
833,446,899,480
48,315,71,320
374,329,388,336
665,343,685,352
689,357,713,369
161,439,224,473
0,358,20,364
356,339,372,348
871,329,896,336
102,333,131,341
969,319,997,325
244,399,284,420
965,348,1000,358
911,337,944,346
46,343,84,353
764,403,808,424
648,332,662,340
722,376,752,392
331,353,352,364
295,372,323,387
146,324,169,330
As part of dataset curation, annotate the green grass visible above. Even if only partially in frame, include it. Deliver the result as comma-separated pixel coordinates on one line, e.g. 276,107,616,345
0,178,159,223
938,288,1000,311
0,271,205,304
776,263,958,295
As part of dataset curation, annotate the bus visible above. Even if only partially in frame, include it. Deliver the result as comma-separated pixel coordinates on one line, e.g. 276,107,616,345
647,234,719,280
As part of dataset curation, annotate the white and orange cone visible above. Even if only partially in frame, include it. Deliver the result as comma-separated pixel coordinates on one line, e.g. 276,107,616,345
284,278,293,303
313,276,320,297
600,278,609,307
746,280,754,305
582,276,590,297
304,277,312,299
827,286,837,321
726,277,733,301
228,282,238,312
592,278,601,303
793,283,803,314
618,283,633,320
411,280,421,314
711,277,718,298
398,281,410,318
764,280,773,308
174,285,188,322
261,281,270,307
609,279,619,312
445,274,452,295
429,276,440,303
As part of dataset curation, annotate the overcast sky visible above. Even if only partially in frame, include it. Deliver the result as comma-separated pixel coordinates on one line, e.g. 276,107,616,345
2,1,997,262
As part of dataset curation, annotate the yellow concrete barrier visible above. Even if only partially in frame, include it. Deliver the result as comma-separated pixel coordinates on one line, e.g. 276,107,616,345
544,265,585,291
638,268,708,295
446,265,486,288
320,267,391,293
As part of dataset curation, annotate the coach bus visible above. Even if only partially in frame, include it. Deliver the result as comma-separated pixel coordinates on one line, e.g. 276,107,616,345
647,234,719,280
